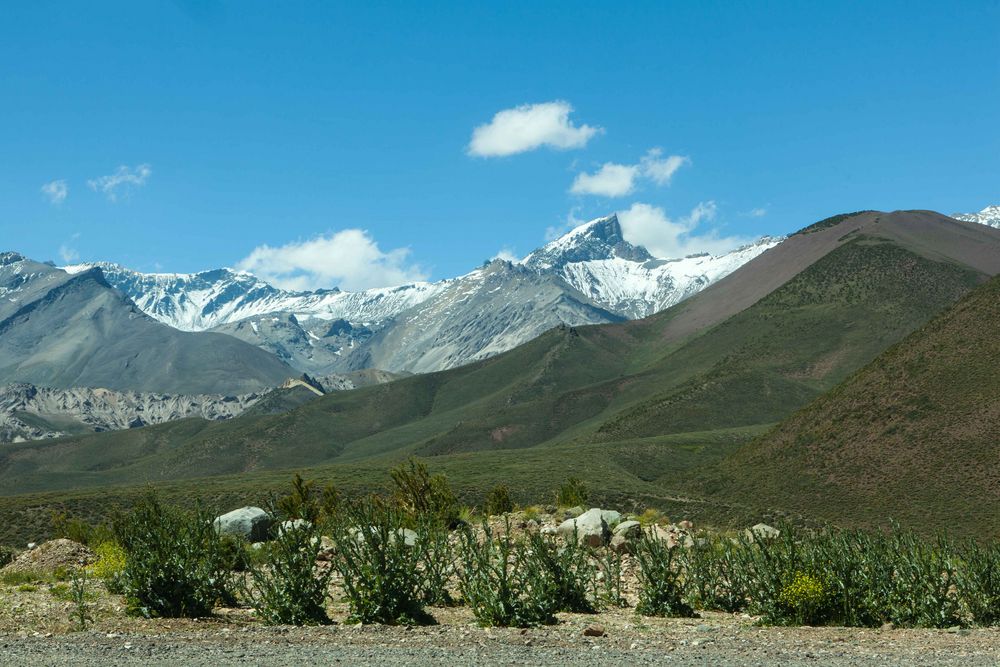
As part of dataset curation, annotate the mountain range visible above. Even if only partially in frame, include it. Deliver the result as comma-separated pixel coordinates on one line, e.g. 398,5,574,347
66,215,780,375
4,209,1000,545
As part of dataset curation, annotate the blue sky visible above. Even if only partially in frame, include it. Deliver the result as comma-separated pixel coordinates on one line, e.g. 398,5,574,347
2,1,998,290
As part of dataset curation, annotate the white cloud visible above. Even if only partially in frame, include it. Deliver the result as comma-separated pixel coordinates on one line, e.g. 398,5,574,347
58,233,81,263
468,101,602,157
570,163,639,197
492,247,520,263
747,207,768,218
617,201,749,258
545,207,587,241
88,164,152,201
41,179,68,205
640,149,689,185
235,229,428,292
570,149,688,197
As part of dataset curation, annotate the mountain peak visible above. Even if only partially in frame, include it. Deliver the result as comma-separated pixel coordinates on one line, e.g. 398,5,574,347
952,205,1000,229
522,214,653,269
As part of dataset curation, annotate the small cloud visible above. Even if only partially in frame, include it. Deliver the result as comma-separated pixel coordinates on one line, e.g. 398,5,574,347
748,207,768,217
58,233,81,263
617,201,749,258
88,164,152,201
570,149,688,198
468,101,602,157
236,229,428,292
570,163,640,197
639,149,689,185
492,246,520,263
41,179,68,205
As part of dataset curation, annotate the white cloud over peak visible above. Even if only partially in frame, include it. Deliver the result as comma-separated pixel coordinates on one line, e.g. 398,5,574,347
468,101,601,157
41,179,68,204
491,247,520,263
570,163,639,197
88,164,152,201
571,149,688,197
236,229,428,292
617,201,749,258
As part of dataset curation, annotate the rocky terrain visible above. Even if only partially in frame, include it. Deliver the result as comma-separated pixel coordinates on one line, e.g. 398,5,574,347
0,383,265,442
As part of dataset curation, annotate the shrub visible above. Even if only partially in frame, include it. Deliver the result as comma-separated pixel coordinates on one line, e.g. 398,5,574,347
329,497,432,625
522,505,543,523
960,539,1000,626
276,473,340,524
634,529,694,617
0,545,16,569
527,530,597,613
554,477,588,508
457,519,560,627
69,570,93,631
596,548,627,609
685,535,750,613
390,458,459,527
86,542,127,594
415,519,457,606
244,522,331,625
483,484,515,516
113,494,233,618
637,508,667,527
778,571,831,625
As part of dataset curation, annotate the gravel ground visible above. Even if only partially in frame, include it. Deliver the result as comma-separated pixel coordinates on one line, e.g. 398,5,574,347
2,611,999,666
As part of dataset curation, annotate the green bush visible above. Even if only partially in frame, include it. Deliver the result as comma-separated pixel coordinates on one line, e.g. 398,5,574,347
50,511,114,547
0,545,16,569
483,484,515,516
597,548,627,609
527,530,597,613
554,477,588,508
415,519,457,606
457,519,560,627
244,522,331,625
390,458,459,527
960,540,1000,626
276,473,340,524
685,535,750,613
634,529,694,617
329,498,432,625
113,494,233,618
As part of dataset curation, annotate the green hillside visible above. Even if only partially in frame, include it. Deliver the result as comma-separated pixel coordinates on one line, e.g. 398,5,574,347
692,273,1000,536
0,210,999,543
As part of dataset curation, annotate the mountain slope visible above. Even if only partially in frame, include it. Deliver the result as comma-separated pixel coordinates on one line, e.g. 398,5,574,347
71,215,779,374
2,210,997,497
695,273,1000,536
0,253,293,394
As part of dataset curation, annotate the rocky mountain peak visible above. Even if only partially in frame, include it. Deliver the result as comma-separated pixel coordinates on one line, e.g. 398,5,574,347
522,214,653,270
952,205,1000,229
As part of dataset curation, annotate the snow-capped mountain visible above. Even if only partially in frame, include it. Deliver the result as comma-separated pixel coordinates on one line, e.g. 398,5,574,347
67,215,780,374
952,205,1000,229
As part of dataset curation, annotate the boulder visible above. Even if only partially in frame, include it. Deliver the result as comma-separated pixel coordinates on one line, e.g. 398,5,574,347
213,506,272,542
397,528,418,547
598,509,622,528
563,506,585,519
612,520,641,538
609,534,633,554
557,508,611,547
746,523,780,542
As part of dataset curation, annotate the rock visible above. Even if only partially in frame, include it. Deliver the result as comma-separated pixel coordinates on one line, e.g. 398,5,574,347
26,542,36,550
277,519,311,535
213,507,272,542
582,624,606,637
397,528,418,547
598,509,622,528
540,525,559,537
557,508,611,547
609,534,633,554
745,523,780,542
678,520,694,531
613,520,641,538
563,506,585,519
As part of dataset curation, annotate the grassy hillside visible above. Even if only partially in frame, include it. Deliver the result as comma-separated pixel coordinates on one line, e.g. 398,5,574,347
690,274,1000,536
0,210,999,542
